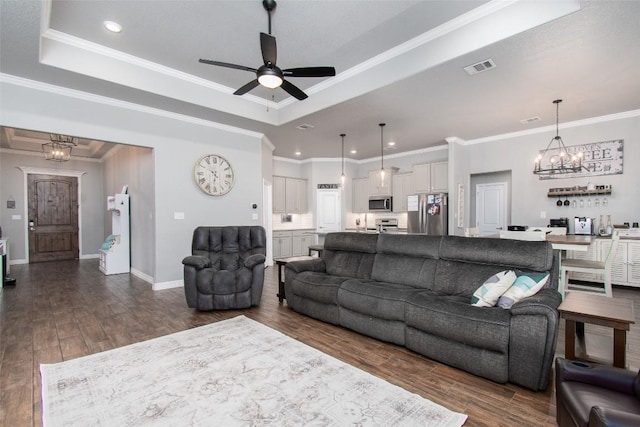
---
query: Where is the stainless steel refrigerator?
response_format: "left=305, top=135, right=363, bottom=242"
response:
left=407, top=193, right=448, bottom=235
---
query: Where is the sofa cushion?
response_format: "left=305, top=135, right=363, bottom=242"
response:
left=371, top=234, right=440, bottom=289
left=497, top=271, right=549, bottom=309
left=406, top=291, right=511, bottom=354
left=322, top=233, right=378, bottom=279
left=289, top=271, right=350, bottom=305
left=471, top=270, right=517, bottom=307
left=338, top=279, right=418, bottom=321
left=439, top=236, right=554, bottom=271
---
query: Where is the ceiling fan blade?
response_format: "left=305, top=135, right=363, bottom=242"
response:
left=260, top=32, right=277, bottom=65
left=199, top=59, right=257, bottom=73
left=283, top=67, right=336, bottom=78
left=234, top=79, right=260, bottom=96
left=281, top=79, right=308, bottom=100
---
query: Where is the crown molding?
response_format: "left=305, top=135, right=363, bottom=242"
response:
left=0, top=147, right=103, bottom=163
left=0, top=73, right=265, bottom=140
left=464, top=109, right=640, bottom=146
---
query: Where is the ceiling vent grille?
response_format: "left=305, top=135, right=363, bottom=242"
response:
left=296, top=123, right=315, bottom=131
left=520, top=116, right=542, bottom=124
left=464, top=59, right=496, bottom=76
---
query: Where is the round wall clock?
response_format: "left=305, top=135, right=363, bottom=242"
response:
left=193, top=154, right=235, bottom=196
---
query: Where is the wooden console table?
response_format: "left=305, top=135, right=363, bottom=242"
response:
left=558, top=292, right=635, bottom=368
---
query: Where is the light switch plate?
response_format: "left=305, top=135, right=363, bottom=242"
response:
left=252, top=213, right=258, bottom=220
left=540, top=211, right=547, bottom=219
left=11, top=214, right=21, bottom=220
left=174, top=212, right=185, bottom=220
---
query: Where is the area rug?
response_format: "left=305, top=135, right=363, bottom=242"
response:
left=41, top=315, right=467, bottom=426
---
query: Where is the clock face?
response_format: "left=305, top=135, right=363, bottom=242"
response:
left=194, top=154, right=235, bottom=196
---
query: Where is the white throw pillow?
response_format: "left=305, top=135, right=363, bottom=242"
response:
left=471, top=270, right=517, bottom=307
left=497, top=271, right=550, bottom=309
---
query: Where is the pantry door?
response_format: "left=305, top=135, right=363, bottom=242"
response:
left=27, top=174, right=79, bottom=262
left=316, top=189, right=341, bottom=233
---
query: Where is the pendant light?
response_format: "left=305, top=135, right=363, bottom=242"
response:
left=379, top=123, right=386, bottom=184
left=533, top=99, right=585, bottom=175
left=340, top=133, right=346, bottom=185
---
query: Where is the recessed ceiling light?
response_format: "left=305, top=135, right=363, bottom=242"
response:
left=104, top=21, right=122, bottom=33
left=294, top=151, right=301, bottom=156
left=350, top=150, right=357, bottom=154
left=387, top=141, right=396, bottom=146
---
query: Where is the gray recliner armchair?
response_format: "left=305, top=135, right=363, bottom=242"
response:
left=182, top=226, right=266, bottom=310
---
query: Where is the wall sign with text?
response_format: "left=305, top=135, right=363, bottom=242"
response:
left=538, top=139, right=623, bottom=180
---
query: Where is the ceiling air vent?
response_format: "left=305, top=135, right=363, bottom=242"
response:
left=296, top=123, right=315, bottom=131
left=464, top=59, right=496, bottom=76
left=520, top=116, right=541, bottom=124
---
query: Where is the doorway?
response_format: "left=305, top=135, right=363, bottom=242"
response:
left=27, top=174, right=79, bottom=262
left=470, top=170, right=511, bottom=236
left=316, top=189, right=341, bottom=235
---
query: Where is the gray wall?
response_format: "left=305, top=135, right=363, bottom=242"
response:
left=1, top=79, right=266, bottom=285
left=0, top=151, right=105, bottom=262
left=458, top=115, right=640, bottom=230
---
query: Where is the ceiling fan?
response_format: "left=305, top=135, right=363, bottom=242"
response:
left=199, top=0, right=336, bottom=100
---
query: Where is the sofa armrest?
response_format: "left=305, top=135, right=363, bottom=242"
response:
left=244, top=254, right=266, bottom=269
left=182, top=255, right=210, bottom=269
left=285, top=258, right=326, bottom=274
left=589, top=406, right=640, bottom=427
left=556, top=358, right=638, bottom=395
left=509, top=288, right=562, bottom=316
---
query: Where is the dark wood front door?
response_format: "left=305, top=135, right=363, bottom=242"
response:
left=28, top=174, right=79, bottom=262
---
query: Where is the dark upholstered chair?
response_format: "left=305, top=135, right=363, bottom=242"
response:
left=182, top=226, right=266, bottom=310
left=556, top=358, right=640, bottom=427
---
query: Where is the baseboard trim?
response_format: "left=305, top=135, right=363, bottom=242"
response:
left=153, top=279, right=183, bottom=291
left=80, top=254, right=100, bottom=259
left=8, top=259, right=28, bottom=265
left=130, top=268, right=154, bottom=284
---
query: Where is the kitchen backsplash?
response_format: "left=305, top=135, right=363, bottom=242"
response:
left=272, top=212, right=314, bottom=230
left=346, top=212, right=408, bottom=229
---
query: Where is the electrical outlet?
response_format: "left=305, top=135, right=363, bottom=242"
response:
left=540, top=211, right=547, bottom=219
left=252, top=213, right=258, bottom=220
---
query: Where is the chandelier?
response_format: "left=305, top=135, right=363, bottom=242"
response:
left=42, top=134, right=77, bottom=162
left=533, top=99, right=584, bottom=175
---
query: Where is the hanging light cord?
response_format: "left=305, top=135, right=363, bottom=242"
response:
left=340, top=134, right=345, bottom=176
left=379, top=123, right=385, bottom=170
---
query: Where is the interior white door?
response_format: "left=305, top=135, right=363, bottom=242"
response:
left=316, top=189, right=341, bottom=233
left=476, top=182, right=507, bottom=236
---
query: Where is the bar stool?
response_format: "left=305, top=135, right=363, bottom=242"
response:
left=308, top=244, right=324, bottom=258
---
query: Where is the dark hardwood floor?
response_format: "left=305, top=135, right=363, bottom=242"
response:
left=1, top=259, right=639, bottom=426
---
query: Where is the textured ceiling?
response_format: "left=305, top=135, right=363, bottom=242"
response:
left=1, top=0, right=639, bottom=161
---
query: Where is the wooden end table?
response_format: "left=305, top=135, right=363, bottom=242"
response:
left=558, top=292, right=635, bottom=368
left=274, top=256, right=314, bottom=303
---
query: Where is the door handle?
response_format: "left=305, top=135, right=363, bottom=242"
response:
left=496, top=227, right=503, bottom=230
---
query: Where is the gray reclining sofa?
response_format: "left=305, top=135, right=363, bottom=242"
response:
left=284, top=232, right=561, bottom=391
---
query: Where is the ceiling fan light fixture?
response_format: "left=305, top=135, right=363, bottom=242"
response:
left=258, top=72, right=283, bottom=89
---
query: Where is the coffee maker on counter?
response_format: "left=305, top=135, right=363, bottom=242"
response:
left=549, top=217, right=570, bottom=234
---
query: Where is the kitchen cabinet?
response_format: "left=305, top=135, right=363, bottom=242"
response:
left=292, top=230, right=316, bottom=256
left=352, top=177, right=369, bottom=213
left=368, top=168, right=397, bottom=196
left=273, top=230, right=316, bottom=259
left=392, top=172, right=414, bottom=212
left=273, top=231, right=292, bottom=259
left=273, top=176, right=307, bottom=213
left=413, top=161, right=448, bottom=193
left=600, top=240, right=640, bottom=287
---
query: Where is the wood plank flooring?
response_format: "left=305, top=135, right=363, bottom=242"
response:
left=1, top=259, right=639, bottom=426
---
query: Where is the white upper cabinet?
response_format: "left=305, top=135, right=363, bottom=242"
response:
left=413, top=161, right=448, bottom=193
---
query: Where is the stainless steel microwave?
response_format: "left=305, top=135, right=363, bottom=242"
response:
left=368, top=196, right=393, bottom=212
